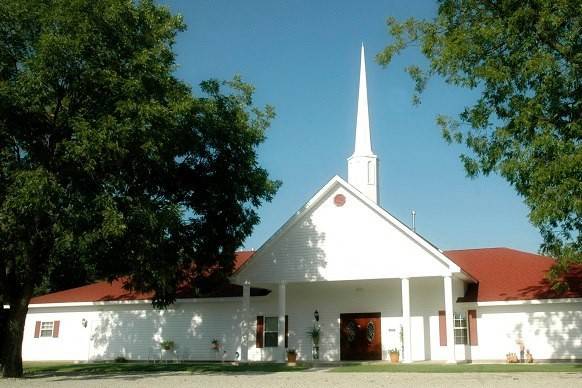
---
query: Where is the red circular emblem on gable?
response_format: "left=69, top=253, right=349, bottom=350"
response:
left=334, top=194, right=346, bottom=207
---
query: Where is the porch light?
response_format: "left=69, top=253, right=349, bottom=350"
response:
left=314, top=310, right=319, bottom=322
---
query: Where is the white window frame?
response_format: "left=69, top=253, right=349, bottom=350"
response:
left=453, top=313, right=468, bottom=345
left=264, top=316, right=279, bottom=348
left=40, top=321, right=54, bottom=338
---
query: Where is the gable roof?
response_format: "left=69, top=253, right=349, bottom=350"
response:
left=29, top=251, right=259, bottom=305
left=235, top=175, right=465, bottom=281
left=445, top=247, right=582, bottom=302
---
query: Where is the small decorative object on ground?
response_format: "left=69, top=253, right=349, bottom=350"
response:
left=506, top=352, right=519, bottom=363
left=287, top=349, right=297, bottom=366
left=306, top=324, right=321, bottom=360
left=526, top=350, right=534, bottom=363
left=232, top=351, right=240, bottom=366
left=389, top=348, right=400, bottom=363
left=517, top=340, right=526, bottom=363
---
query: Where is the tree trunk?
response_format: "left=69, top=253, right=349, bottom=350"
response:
left=1, top=289, right=32, bottom=378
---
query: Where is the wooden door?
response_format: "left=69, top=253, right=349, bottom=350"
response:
left=340, top=312, right=382, bottom=360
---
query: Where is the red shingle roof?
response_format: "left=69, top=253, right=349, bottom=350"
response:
left=30, top=251, right=256, bottom=304
left=29, top=247, right=582, bottom=304
left=445, top=247, right=582, bottom=302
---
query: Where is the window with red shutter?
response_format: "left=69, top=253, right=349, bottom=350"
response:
left=52, top=320, right=60, bottom=338
left=438, top=310, right=447, bottom=346
left=256, top=316, right=264, bottom=348
left=468, top=310, right=478, bottom=346
left=34, top=321, right=41, bottom=338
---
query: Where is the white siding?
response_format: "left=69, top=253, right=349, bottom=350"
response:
left=468, top=303, right=582, bottom=361
left=237, top=185, right=452, bottom=284
left=23, top=277, right=466, bottom=362
left=23, top=282, right=582, bottom=362
left=23, top=300, right=247, bottom=362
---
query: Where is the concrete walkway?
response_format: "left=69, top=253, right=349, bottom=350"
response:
left=1, top=370, right=581, bottom=388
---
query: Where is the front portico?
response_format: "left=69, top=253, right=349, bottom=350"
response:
left=233, top=175, right=472, bottom=363
left=236, top=276, right=464, bottom=363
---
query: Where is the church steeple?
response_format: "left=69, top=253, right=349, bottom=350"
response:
left=354, top=44, right=372, bottom=156
left=348, top=44, right=379, bottom=204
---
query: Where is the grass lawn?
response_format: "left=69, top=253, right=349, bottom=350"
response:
left=23, top=361, right=311, bottom=377
left=332, top=363, right=582, bottom=373
left=20, top=361, right=582, bottom=377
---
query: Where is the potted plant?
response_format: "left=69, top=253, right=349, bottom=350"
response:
left=287, top=349, right=297, bottom=366
left=306, top=324, right=321, bottom=360
left=159, top=340, right=175, bottom=363
left=389, top=348, right=400, bottom=363
left=211, top=338, right=220, bottom=351
left=160, top=340, right=175, bottom=351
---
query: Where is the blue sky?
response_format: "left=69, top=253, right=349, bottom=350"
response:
left=162, top=0, right=542, bottom=253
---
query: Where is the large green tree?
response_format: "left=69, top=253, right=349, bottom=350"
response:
left=0, top=0, right=279, bottom=377
left=378, top=0, right=582, bottom=277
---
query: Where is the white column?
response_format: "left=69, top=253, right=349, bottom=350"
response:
left=278, top=281, right=286, bottom=362
left=444, top=275, right=456, bottom=363
left=241, top=280, right=250, bottom=362
left=401, top=277, right=412, bottom=363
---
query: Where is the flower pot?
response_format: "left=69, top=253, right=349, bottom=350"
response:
left=389, top=352, right=399, bottom=363
left=287, top=352, right=297, bottom=366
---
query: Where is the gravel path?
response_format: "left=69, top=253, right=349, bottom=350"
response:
left=1, top=371, right=581, bottom=387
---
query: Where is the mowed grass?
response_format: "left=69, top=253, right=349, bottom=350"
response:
left=332, top=363, right=582, bottom=373
left=23, top=361, right=310, bottom=377
left=20, top=361, right=582, bottom=377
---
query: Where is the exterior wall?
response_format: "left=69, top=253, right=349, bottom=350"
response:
left=22, top=307, right=95, bottom=361
left=23, top=300, right=247, bottom=362
left=23, top=279, right=582, bottom=362
left=237, top=184, right=452, bottom=284
left=23, top=277, right=466, bottom=362
left=467, top=302, right=582, bottom=361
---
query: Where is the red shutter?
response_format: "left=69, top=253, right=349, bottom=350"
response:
left=256, top=316, right=264, bottom=348
left=52, top=320, right=60, bottom=338
left=438, top=310, right=447, bottom=346
left=34, top=321, right=41, bottom=338
left=468, top=310, right=478, bottom=346
left=285, top=315, right=289, bottom=348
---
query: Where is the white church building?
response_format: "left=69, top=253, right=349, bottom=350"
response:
left=21, top=46, right=582, bottom=364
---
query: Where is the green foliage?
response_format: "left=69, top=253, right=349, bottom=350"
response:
left=160, top=340, right=175, bottom=351
left=306, top=324, right=320, bottom=345
left=22, top=361, right=311, bottom=376
left=378, top=0, right=582, bottom=279
left=0, top=0, right=279, bottom=376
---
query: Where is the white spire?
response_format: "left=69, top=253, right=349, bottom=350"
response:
left=353, top=43, right=373, bottom=156
left=348, top=44, right=379, bottom=204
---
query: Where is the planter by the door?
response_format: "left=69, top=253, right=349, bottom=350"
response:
left=287, top=350, right=297, bottom=366
left=389, top=351, right=400, bottom=363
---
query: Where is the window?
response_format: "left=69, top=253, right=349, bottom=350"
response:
left=40, top=321, right=54, bottom=337
left=264, top=317, right=279, bottom=347
left=453, top=313, right=468, bottom=345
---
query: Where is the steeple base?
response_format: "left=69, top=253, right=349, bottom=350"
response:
left=348, top=154, right=379, bottom=204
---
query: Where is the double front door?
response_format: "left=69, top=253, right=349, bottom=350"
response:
left=339, top=312, right=382, bottom=360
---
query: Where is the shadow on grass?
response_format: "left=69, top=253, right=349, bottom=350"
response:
left=22, top=361, right=311, bottom=380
